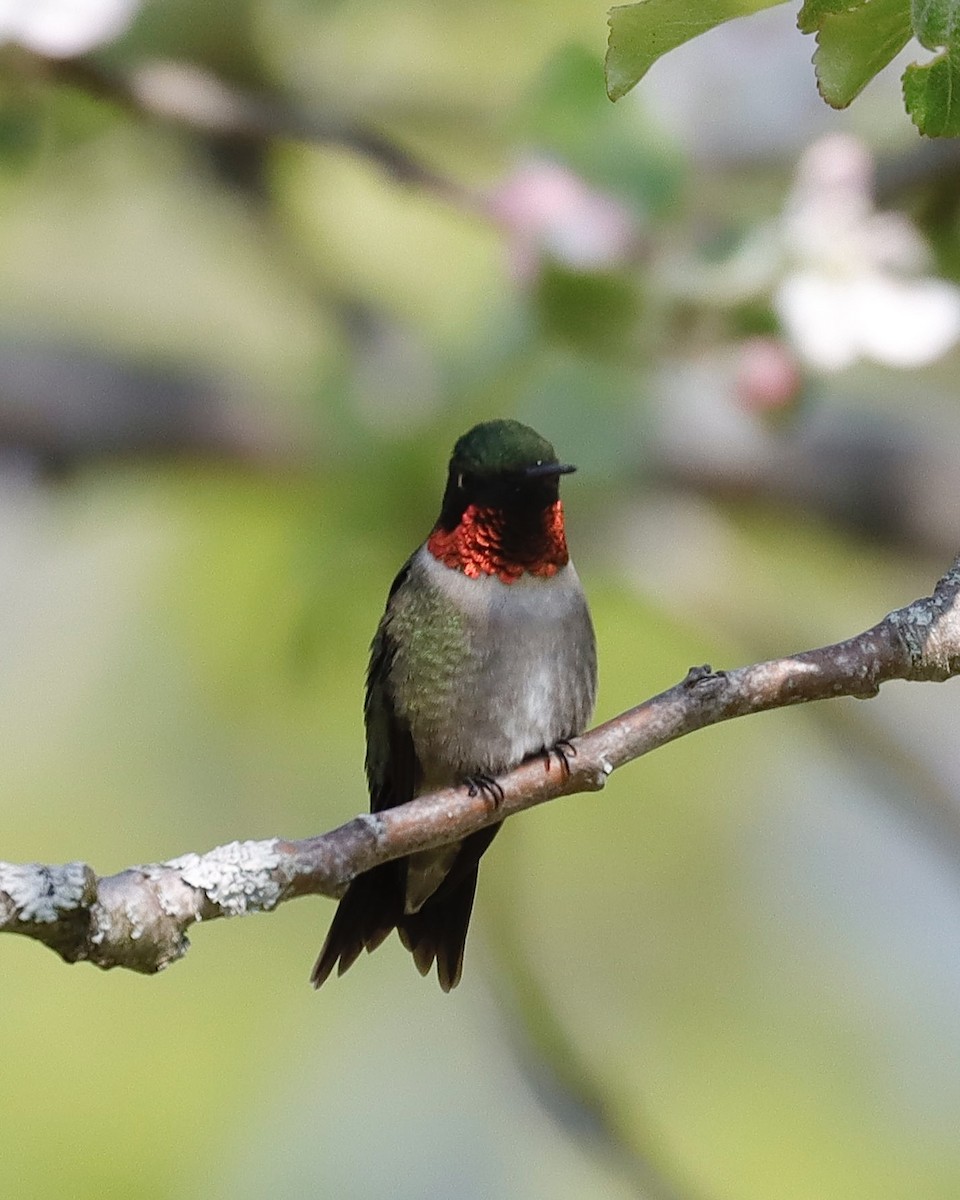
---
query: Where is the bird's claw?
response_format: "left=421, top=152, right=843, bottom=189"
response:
left=465, top=773, right=505, bottom=807
left=543, top=739, right=577, bottom=778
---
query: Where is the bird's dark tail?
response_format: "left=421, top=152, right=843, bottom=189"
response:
left=312, top=825, right=501, bottom=991
left=310, top=863, right=478, bottom=993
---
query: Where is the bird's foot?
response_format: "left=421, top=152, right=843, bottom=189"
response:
left=465, top=773, right=505, bottom=808
left=542, top=739, right=577, bottom=778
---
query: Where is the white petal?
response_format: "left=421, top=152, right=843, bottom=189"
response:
left=851, top=275, right=960, bottom=367
left=0, top=0, right=139, bottom=57
left=774, top=272, right=861, bottom=370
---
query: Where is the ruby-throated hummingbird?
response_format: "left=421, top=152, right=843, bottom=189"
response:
left=312, top=419, right=597, bottom=991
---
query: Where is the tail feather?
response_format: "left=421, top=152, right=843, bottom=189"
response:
left=311, top=863, right=401, bottom=988
left=399, top=867, right=479, bottom=992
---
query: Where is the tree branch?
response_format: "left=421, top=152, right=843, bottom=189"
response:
left=26, top=52, right=479, bottom=209
left=3, top=555, right=959, bottom=976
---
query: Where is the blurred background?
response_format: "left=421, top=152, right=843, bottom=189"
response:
left=3, top=1, right=960, bottom=1198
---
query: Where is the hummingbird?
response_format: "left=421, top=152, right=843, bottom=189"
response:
left=312, top=419, right=597, bottom=991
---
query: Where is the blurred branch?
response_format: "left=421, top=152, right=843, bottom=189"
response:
left=28, top=52, right=480, bottom=208
left=0, top=336, right=300, bottom=473
left=3, top=554, right=960, bottom=976
left=658, top=405, right=960, bottom=560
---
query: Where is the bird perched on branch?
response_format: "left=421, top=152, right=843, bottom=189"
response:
left=312, top=419, right=597, bottom=991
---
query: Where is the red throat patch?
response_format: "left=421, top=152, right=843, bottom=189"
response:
left=427, top=501, right=569, bottom=583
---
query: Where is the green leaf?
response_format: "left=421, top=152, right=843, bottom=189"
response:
left=902, top=0, right=960, bottom=136
left=797, top=0, right=859, bottom=35
left=813, top=0, right=912, bottom=107
left=903, top=49, right=960, bottom=134
left=911, top=0, right=960, bottom=47
left=605, top=0, right=787, bottom=101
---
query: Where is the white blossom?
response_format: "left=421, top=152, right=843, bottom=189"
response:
left=0, top=0, right=140, bottom=58
left=774, top=134, right=960, bottom=370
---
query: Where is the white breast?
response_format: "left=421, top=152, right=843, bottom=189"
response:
left=409, top=545, right=597, bottom=783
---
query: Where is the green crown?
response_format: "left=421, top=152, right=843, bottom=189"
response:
left=451, top=420, right=558, bottom=475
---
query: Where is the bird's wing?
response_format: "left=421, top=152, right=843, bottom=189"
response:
left=312, top=560, right=423, bottom=988
left=364, top=558, right=421, bottom=813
